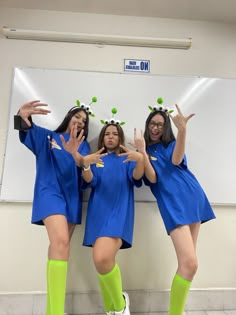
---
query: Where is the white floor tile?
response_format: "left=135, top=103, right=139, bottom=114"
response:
left=187, top=311, right=208, bottom=315
left=206, top=311, right=227, bottom=315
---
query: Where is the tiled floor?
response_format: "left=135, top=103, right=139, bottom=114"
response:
left=185, top=312, right=236, bottom=315
left=1, top=290, right=236, bottom=315
left=121, top=312, right=235, bottom=315
left=73, top=312, right=236, bottom=315
left=186, top=312, right=236, bottom=315
left=74, top=312, right=236, bottom=315
left=142, top=312, right=236, bottom=315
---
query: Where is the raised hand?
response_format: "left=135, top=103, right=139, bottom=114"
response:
left=119, top=145, right=143, bottom=163
left=60, top=125, right=84, bottom=155
left=128, top=128, right=146, bottom=153
left=83, top=148, right=108, bottom=167
left=18, top=100, right=51, bottom=127
left=169, top=104, right=195, bottom=131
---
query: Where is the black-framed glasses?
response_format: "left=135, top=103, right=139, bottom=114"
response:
left=149, top=121, right=165, bottom=129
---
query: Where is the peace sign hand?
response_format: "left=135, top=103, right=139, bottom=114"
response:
left=83, top=147, right=108, bottom=167
left=119, top=145, right=143, bottom=163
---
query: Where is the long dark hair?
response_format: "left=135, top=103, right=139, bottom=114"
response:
left=54, top=107, right=89, bottom=140
left=144, top=110, right=175, bottom=148
left=97, top=123, right=125, bottom=153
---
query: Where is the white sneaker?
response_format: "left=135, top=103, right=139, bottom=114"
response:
left=114, top=292, right=130, bottom=315
left=106, top=312, right=115, bottom=315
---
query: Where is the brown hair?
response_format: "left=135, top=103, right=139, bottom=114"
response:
left=54, top=107, right=89, bottom=139
left=144, top=110, right=175, bottom=147
left=97, top=124, right=125, bottom=153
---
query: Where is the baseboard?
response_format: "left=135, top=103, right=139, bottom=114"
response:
left=0, top=289, right=235, bottom=315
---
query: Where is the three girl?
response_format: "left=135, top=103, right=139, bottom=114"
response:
left=16, top=99, right=215, bottom=315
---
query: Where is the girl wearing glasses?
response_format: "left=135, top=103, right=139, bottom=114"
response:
left=132, top=101, right=215, bottom=315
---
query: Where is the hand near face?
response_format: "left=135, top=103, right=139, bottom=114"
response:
left=128, top=128, right=146, bottom=153
left=60, top=125, right=85, bottom=155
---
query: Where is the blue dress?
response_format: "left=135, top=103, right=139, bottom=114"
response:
left=19, top=123, right=90, bottom=225
left=145, top=141, right=216, bottom=234
left=82, top=152, right=142, bottom=249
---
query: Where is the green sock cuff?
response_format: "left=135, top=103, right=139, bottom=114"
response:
left=174, top=274, right=191, bottom=286
left=48, top=259, right=68, bottom=266
left=98, top=263, right=118, bottom=279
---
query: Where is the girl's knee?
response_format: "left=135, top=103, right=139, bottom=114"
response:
left=50, top=237, right=70, bottom=254
left=93, top=252, right=114, bottom=274
left=188, top=257, right=198, bottom=275
left=180, top=256, right=198, bottom=279
left=187, top=257, right=198, bottom=277
left=94, top=252, right=109, bottom=267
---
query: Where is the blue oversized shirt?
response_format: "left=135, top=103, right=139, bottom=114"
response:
left=19, top=123, right=90, bottom=224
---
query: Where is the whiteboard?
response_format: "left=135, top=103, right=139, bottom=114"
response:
left=1, top=67, right=235, bottom=204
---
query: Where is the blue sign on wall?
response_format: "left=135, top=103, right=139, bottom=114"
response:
left=124, top=59, right=150, bottom=73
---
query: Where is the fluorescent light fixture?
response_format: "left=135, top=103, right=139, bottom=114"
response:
left=1, top=26, right=192, bottom=49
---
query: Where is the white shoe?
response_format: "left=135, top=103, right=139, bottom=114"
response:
left=106, top=312, right=115, bottom=315
left=115, top=292, right=130, bottom=315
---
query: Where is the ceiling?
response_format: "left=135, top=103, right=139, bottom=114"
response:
left=0, top=0, right=236, bottom=24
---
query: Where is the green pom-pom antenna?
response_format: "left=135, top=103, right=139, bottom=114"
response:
left=90, top=96, right=97, bottom=105
left=157, top=97, right=164, bottom=104
left=100, top=107, right=125, bottom=126
left=148, top=98, right=174, bottom=114
left=111, top=108, right=118, bottom=115
left=76, top=100, right=80, bottom=106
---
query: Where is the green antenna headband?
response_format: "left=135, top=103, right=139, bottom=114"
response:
left=100, top=107, right=126, bottom=126
left=76, top=96, right=97, bottom=117
left=148, top=97, right=174, bottom=114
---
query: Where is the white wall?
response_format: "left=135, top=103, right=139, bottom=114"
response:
left=0, top=8, right=236, bottom=293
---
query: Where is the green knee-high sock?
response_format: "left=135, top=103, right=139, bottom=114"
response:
left=169, top=273, right=191, bottom=315
left=98, top=263, right=125, bottom=312
left=47, top=260, right=68, bottom=315
left=98, top=274, right=114, bottom=312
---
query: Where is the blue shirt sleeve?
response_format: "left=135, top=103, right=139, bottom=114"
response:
left=143, top=175, right=151, bottom=186
left=19, top=123, right=49, bottom=156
